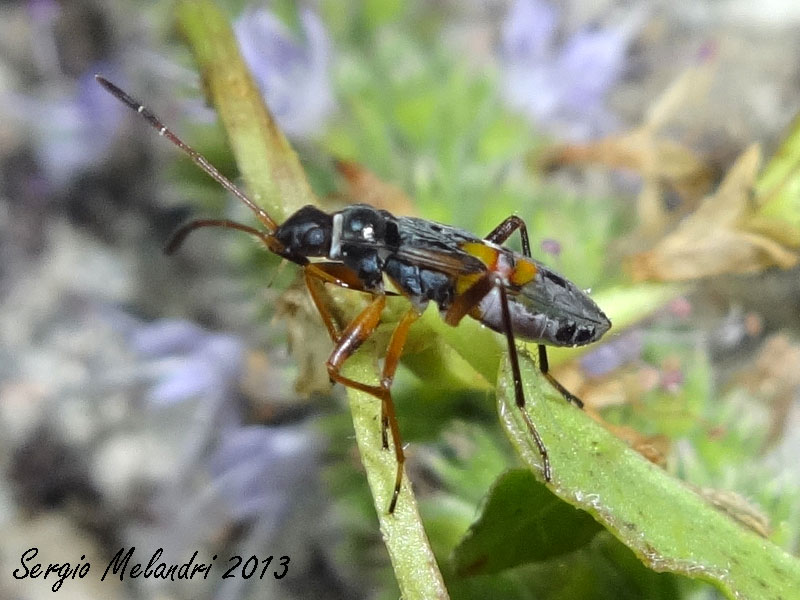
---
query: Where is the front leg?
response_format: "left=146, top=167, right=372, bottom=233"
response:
left=324, top=294, right=420, bottom=514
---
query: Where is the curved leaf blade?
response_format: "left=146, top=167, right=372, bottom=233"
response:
left=498, top=353, right=800, bottom=600
left=452, top=469, right=602, bottom=576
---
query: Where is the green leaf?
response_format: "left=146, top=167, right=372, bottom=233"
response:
left=497, top=352, right=800, bottom=600
left=453, top=469, right=602, bottom=576
left=750, top=113, right=800, bottom=246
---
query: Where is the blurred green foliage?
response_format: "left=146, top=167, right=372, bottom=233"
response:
left=171, top=1, right=799, bottom=598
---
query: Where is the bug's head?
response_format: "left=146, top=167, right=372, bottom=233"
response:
left=274, top=205, right=333, bottom=259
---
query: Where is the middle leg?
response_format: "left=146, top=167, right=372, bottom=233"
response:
left=484, top=214, right=531, bottom=257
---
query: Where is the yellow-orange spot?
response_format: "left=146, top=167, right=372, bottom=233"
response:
left=510, top=257, right=538, bottom=287
left=455, top=272, right=483, bottom=295
left=461, top=242, right=499, bottom=268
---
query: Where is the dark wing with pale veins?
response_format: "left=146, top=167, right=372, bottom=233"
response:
left=389, top=216, right=486, bottom=276
left=515, top=259, right=610, bottom=328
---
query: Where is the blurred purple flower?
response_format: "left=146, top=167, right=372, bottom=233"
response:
left=28, top=0, right=60, bottom=22
left=209, top=424, right=318, bottom=522
left=112, top=314, right=320, bottom=591
left=501, top=0, right=645, bottom=140
left=129, top=319, right=245, bottom=407
left=580, top=329, right=644, bottom=378
left=234, top=6, right=334, bottom=140
left=540, top=237, right=561, bottom=257
left=659, top=363, right=684, bottom=393
left=8, top=62, right=126, bottom=187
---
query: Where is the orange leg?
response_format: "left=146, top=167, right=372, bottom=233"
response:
left=304, top=268, right=344, bottom=341
left=443, top=272, right=494, bottom=326
left=304, top=265, right=420, bottom=513
left=325, top=299, right=420, bottom=514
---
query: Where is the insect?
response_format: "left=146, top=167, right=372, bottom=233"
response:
left=96, top=75, right=611, bottom=514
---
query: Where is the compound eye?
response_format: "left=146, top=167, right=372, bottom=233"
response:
left=303, top=226, right=326, bottom=250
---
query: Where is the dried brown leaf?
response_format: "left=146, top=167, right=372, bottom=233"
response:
left=537, top=64, right=716, bottom=237
left=275, top=283, right=334, bottom=397
left=694, top=487, right=772, bottom=538
left=629, top=145, right=799, bottom=281
left=736, top=334, right=800, bottom=448
left=335, top=159, right=417, bottom=216
left=602, top=421, right=671, bottom=467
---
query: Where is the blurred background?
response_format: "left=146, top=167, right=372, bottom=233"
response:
left=1, top=0, right=799, bottom=598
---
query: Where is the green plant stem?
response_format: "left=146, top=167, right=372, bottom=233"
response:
left=175, top=2, right=448, bottom=597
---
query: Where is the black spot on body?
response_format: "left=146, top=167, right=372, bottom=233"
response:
left=385, top=220, right=401, bottom=248
left=343, top=248, right=383, bottom=291
left=384, top=259, right=454, bottom=307
left=544, top=271, right=567, bottom=288
left=419, top=269, right=453, bottom=306
left=555, top=320, right=577, bottom=343
left=385, top=259, right=421, bottom=296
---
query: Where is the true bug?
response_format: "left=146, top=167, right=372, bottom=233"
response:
left=96, top=75, right=611, bottom=514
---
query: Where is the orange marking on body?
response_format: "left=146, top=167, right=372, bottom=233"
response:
left=510, top=257, right=538, bottom=287
left=460, top=242, right=500, bottom=269
left=455, top=272, right=483, bottom=295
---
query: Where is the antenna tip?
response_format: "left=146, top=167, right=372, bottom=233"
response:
left=95, top=74, right=112, bottom=90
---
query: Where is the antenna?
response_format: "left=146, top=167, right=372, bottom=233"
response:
left=95, top=75, right=278, bottom=233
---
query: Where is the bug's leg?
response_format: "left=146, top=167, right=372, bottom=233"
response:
left=323, top=295, right=420, bottom=513
left=306, top=262, right=372, bottom=293
left=305, top=262, right=395, bottom=341
left=497, top=283, right=552, bottom=482
left=304, top=268, right=345, bottom=341
left=443, top=272, right=494, bottom=326
left=305, top=265, right=388, bottom=447
left=537, top=344, right=584, bottom=409
left=377, top=308, right=420, bottom=511
left=485, top=218, right=587, bottom=410
left=484, top=215, right=531, bottom=257
left=305, top=272, right=420, bottom=514
left=305, top=263, right=393, bottom=448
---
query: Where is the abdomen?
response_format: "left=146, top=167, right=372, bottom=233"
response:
left=473, top=266, right=611, bottom=347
